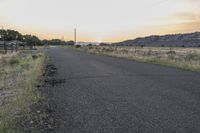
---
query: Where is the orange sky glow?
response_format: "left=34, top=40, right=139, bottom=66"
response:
left=0, top=0, right=200, bottom=42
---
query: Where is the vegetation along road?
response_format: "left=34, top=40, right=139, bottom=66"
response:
left=46, top=47, right=200, bottom=133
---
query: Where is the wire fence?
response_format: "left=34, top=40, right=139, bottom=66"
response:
left=0, top=41, right=29, bottom=54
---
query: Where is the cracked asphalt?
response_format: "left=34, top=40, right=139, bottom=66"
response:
left=46, top=47, right=200, bottom=133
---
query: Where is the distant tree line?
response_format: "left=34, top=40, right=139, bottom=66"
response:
left=0, top=29, right=75, bottom=48
left=42, top=39, right=74, bottom=46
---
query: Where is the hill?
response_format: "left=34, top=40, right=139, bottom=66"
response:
left=113, top=32, right=200, bottom=47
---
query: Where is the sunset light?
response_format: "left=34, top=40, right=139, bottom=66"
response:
left=0, top=0, right=200, bottom=42
left=1, top=0, right=200, bottom=132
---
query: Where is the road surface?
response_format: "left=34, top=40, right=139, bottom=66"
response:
left=46, top=47, right=200, bottom=133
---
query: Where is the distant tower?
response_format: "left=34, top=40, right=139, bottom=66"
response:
left=61, top=36, right=64, bottom=41
left=74, top=28, right=77, bottom=45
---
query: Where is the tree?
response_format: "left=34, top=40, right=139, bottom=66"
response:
left=0, top=29, right=6, bottom=41
left=31, top=35, right=41, bottom=46
left=0, top=30, right=23, bottom=41
left=66, top=41, right=74, bottom=46
left=23, top=35, right=41, bottom=49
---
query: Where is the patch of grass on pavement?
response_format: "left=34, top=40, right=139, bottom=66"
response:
left=0, top=51, right=45, bottom=133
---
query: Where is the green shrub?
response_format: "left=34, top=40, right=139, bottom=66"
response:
left=102, top=48, right=114, bottom=53
left=21, top=63, right=30, bottom=70
left=167, top=50, right=176, bottom=55
left=120, top=49, right=128, bottom=54
left=32, top=54, right=38, bottom=60
left=9, top=57, right=20, bottom=66
left=185, top=52, right=200, bottom=61
left=168, top=54, right=175, bottom=60
left=75, top=45, right=81, bottom=48
left=88, top=46, right=93, bottom=50
left=147, top=49, right=152, bottom=56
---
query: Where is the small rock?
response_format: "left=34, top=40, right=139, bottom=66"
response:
left=30, top=120, right=34, bottom=124
left=48, top=124, right=54, bottom=130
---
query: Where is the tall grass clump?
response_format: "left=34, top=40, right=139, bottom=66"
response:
left=0, top=51, right=45, bottom=133
left=9, top=57, right=20, bottom=66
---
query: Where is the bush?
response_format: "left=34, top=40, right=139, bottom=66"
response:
left=141, top=45, right=145, bottom=48
left=21, top=62, right=30, bottom=70
left=168, top=54, right=175, bottom=60
left=9, top=57, right=20, bottom=66
left=147, top=49, right=152, bottom=56
left=32, top=54, right=38, bottom=60
left=75, top=45, right=81, bottom=48
left=185, top=52, right=200, bottom=61
left=120, top=49, right=128, bottom=54
left=88, top=46, right=93, bottom=50
left=167, top=50, right=176, bottom=55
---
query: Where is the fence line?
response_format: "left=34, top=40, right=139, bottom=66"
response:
left=0, top=41, right=29, bottom=54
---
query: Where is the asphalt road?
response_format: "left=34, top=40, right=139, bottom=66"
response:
left=46, top=47, right=200, bottom=133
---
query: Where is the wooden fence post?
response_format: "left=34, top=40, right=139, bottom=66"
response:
left=11, top=44, right=14, bottom=53
left=4, top=42, right=7, bottom=54
left=16, top=44, right=18, bottom=52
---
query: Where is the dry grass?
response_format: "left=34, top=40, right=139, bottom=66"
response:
left=0, top=51, right=45, bottom=133
left=0, top=51, right=18, bottom=62
left=74, top=46, right=200, bottom=71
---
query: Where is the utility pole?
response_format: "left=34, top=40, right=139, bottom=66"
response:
left=61, top=36, right=64, bottom=45
left=74, top=28, right=76, bottom=45
left=61, top=36, right=64, bottom=41
left=1, top=26, right=3, bottom=41
left=62, top=36, right=64, bottom=41
left=1, top=26, right=2, bottom=40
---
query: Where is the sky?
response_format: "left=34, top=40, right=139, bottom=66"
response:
left=0, top=0, right=200, bottom=42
